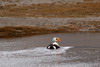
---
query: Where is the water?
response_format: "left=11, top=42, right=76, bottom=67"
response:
left=0, top=33, right=100, bottom=67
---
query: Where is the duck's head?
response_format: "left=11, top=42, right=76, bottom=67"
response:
left=53, top=37, right=61, bottom=42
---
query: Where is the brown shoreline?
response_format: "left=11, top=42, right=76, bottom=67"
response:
left=0, top=25, right=100, bottom=38
left=0, top=26, right=78, bottom=38
left=0, top=17, right=100, bottom=38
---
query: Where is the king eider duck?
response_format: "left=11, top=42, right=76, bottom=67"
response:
left=47, top=37, right=61, bottom=49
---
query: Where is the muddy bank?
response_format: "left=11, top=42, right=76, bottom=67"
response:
left=0, top=3, right=100, bottom=17
left=0, top=17, right=100, bottom=38
left=0, top=26, right=65, bottom=38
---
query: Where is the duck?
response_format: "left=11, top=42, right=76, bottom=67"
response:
left=47, top=37, right=61, bottom=49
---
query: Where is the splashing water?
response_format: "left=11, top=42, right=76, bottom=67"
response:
left=0, top=46, right=73, bottom=58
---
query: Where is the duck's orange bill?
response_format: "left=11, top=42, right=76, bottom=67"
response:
left=57, top=38, right=61, bottom=42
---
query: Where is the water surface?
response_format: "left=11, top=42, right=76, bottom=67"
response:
left=0, top=33, right=100, bottom=67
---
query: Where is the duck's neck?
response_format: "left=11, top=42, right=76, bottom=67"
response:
left=53, top=41, right=59, bottom=46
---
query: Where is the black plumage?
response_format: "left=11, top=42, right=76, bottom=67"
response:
left=47, top=44, right=60, bottom=49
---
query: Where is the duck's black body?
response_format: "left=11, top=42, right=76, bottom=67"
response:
left=47, top=44, right=60, bottom=49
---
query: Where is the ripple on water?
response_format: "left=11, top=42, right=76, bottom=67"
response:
left=0, top=46, right=100, bottom=67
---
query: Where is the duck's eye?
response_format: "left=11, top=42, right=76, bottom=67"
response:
left=56, top=38, right=61, bottom=41
left=56, top=38, right=59, bottom=40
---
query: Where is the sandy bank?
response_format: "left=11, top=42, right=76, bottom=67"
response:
left=0, top=17, right=100, bottom=27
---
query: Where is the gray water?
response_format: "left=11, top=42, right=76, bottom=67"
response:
left=0, top=33, right=100, bottom=67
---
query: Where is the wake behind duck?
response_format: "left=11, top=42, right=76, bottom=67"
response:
left=0, top=46, right=72, bottom=58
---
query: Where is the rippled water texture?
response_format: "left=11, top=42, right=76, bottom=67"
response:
left=0, top=33, right=100, bottom=67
